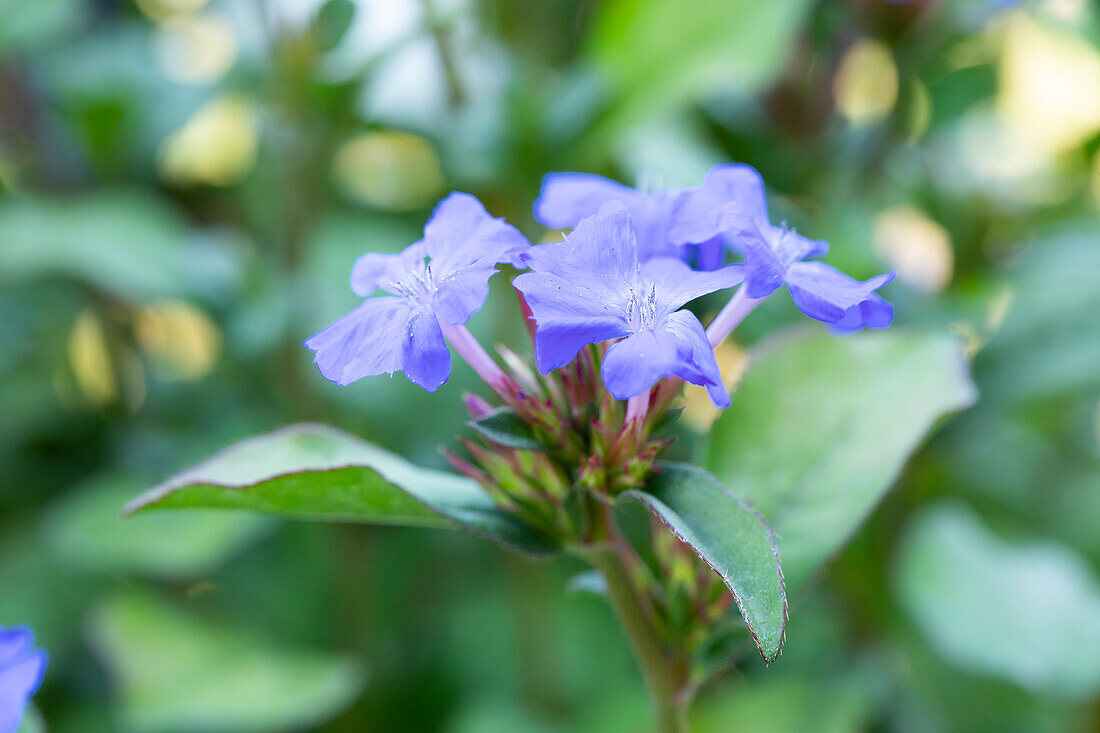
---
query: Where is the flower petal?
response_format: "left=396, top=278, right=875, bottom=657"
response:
left=532, top=316, right=631, bottom=373
left=534, top=173, right=682, bottom=261
left=785, top=261, right=895, bottom=323
left=601, top=311, right=729, bottom=408
left=424, top=192, right=530, bottom=274
left=0, top=627, right=45, bottom=733
left=350, top=242, right=427, bottom=297
left=0, top=628, right=31, bottom=666
left=524, top=200, right=639, bottom=282
left=640, top=258, right=744, bottom=313
left=0, top=650, right=47, bottom=733
left=431, top=264, right=500, bottom=325
left=304, top=297, right=411, bottom=385
left=741, top=235, right=788, bottom=298
left=693, top=237, right=727, bottom=271
left=534, top=173, right=642, bottom=229
left=515, top=201, right=643, bottom=371
left=513, top=265, right=632, bottom=371
left=668, top=164, right=770, bottom=245
left=400, top=307, right=451, bottom=391
left=830, top=293, right=895, bottom=332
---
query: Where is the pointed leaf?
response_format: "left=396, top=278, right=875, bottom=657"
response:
left=618, top=463, right=786, bottom=663
left=468, top=407, right=544, bottom=451
left=126, top=423, right=557, bottom=556
left=705, top=331, right=976, bottom=590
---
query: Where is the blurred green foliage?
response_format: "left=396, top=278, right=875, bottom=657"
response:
left=1, top=0, right=1098, bottom=730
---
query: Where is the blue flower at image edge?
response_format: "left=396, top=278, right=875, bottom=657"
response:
left=670, top=164, right=895, bottom=331
left=1, top=627, right=46, bottom=733
left=305, top=192, right=529, bottom=391
left=515, top=202, right=744, bottom=407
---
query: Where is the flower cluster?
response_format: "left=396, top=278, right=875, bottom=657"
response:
left=1, top=625, right=47, bottom=733
left=307, top=164, right=894, bottom=415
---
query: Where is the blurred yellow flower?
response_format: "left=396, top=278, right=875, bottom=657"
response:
left=159, top=96, right=259, bottom=186
left=155, top=14, right=238, bottom=84
left=135, top=300, right=222, bottom=381
left=874, top=206, right=953, bottom=293
left=679, top=341, right=747, bottom=433
left=68, top=309, right=117, bottom=406
left=835, top=39, right=899, bottom=126
left=998, top=11, right=1100, bottom=153
left=135, top=0, right=211, bottom=22
left=332, top=131, right=444, bottom=212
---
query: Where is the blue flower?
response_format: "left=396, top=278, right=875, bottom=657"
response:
left=514, top=202, right=743, bottom=407
left=1, top=626, right=46, bottom=733
left=306, top=193, right=528, bottom=391
left=534, top=172, right=700, bottom=263
left=670, top=164, right=895, bottom=330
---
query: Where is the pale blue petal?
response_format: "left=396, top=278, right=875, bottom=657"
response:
left=424, top=192, right=530, bottom=274
left=693, top=237, right=726, bottom=271
left=668, top=164, right=770, bottom=245
left=534, top=173, right=641, bottom=229
left=524, top=200, right=639, bottom=282
left=771, top=225, right=829, bottom=266
left=431, top=264, right=500, bottom=325
left=0, top=627, right=46, bottom=733
left=785, top=261, right=895, bottom=323
left=304, top=297, right=411, bottom=385
left=0, top=651, right=46, bottom=733
left=532, top=317, right=630, bottom=373
left=350, top=242, right=427, bottom=297
left=400, top=307, right=451, bottom=391
left=534, top=173, right=682, bottom=261
left=741, top=235, right=788, bottom=298
left=601, top=311, right=728, bottom=407
left=640, top=258, right=744, bottom=313
left=0, top=629, right=31, bottom=666
left=830, top=293, right=895, bottom=332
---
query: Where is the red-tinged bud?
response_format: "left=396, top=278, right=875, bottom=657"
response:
left=513, top=286, right=537, bottom=344
left=463, top=392, right=494, bottom=419
left=577, top=454, right=607, bottom=492
left=441, top=448, right=490, bottom=482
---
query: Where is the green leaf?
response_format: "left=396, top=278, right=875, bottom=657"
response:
left=896, top=502, right=1100, bottom=701
left=44, top=474, right=272, bottom=580
left=126, top=423, right=557, bottom=556
left=0, top=190, right=242, bottom=303
left=89, top=592, right=365, bottom=732
left=590, top=0, right=814, bottom=127
left=468, top=407, right=544, bottom=451
left=705, top=331, right=976, bottom=590
left=619, top=463, right=786, bottom=663
left=312, top=0, right=356, bottom=52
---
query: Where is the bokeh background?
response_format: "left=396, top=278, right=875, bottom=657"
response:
left=2, top=0, right=1099, bottom=730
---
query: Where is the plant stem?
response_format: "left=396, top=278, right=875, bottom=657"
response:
left=583, top=546, right=689, bottom=732
left=439, top=322, right=510, bottom=393
left=706, top=285, right=765, bottom=347
left=625, top=391, right=649, bottom=427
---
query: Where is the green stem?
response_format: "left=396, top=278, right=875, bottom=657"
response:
left=583, top=546, right=690, bottom=732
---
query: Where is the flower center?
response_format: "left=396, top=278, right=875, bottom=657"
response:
left=390, top=259, right=436, bottom=306
left=771, top=221, right=808, bottom=267
left=625, top=282, right=659, bottom=332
